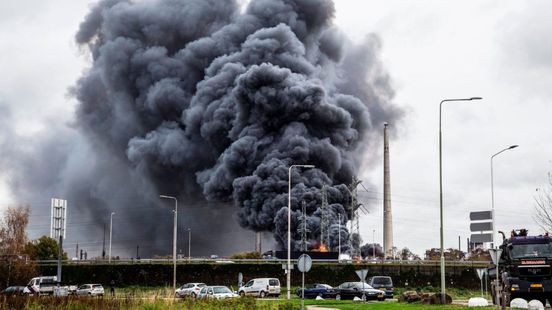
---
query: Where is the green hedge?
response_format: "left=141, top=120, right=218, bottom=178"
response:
left=32, top=262, right=487, bottom=290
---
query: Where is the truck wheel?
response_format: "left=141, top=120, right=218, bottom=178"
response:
left=239, top=291, right=245, bottom=297
left=259, top=291, right=266, bottom=298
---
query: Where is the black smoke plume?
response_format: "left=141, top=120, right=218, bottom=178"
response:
left=2, top=0, right=402, bottom=255
left=361, top=243, right=384, bottom=259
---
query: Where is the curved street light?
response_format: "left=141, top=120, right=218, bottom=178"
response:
left=160, top=195, right=178, bottom=293
left=109, top=212, right=115, bottom=264
left=491, top=145, right=518, bottom=245
left=439, top=97, right=481, bottom=303
left=287, top=164, right=315, bottom=300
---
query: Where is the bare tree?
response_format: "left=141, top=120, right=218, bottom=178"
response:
left=0, top=204, right=36, bottom=288
left=534, top=173, right=552, bottom=232
left=0, top=204, right=31, bottom=254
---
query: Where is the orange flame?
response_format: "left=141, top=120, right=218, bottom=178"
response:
left=316, top=243, right=329, bottom=252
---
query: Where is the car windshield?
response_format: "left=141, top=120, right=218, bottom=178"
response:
left=197, top=283, right=206, bottom=287
left=373, top=277, right=392, bottom=285
left=318, top=284, right=331, bottom=289
left=213, top=287, right=231, bottom=294
left=510, top=243, right=552, bottom=259
left=353, top=282, right=373, bottom=289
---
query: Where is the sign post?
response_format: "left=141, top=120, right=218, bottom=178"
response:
left=489, top=248, right=503, bottom=309
left=476, top=268, right=486, bottom=297
left=51, top=198, right=67, bottom=285
left=355, top=269, right=369, bottom=301
left=297, top=254, right=312, bottom=310
left=238, top=272, right=243, bottom=290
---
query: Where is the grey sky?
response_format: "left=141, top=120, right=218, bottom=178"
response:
left=1, top=0, right=550, bottom=256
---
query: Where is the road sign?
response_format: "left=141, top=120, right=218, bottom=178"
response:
left=51, top=198, right=67, bottom=239
left=297, top=254, right=312, bottom=273
left=471, top=233, right=493, bottom=243
left=470, top=211, right=492, bottom=221
left=476, top=268, right=486, bottom=280
left=355, top=269, right=369, bottom=281
left=489, top=248, right=503, bottom=265
left=470, top=222, right=493, bottom=232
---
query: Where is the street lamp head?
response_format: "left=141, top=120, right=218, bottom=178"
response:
left=509, top=145, right=519, bottom=149
left=111, top=212, right=115, bottom=215
left=469, top=97, right=483, bottom=100
left=302, top=165, right=315, bottom=168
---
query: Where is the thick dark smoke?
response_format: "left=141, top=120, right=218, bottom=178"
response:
left=361, top=243, right=384, bottom=259
left=2, top=0, right=402, bottom=255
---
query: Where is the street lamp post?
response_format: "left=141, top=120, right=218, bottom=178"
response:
left=373, top=229, right=376, bottom=259
left=439, top=97, right=481, bottom=303
left=160, top=195, right=178, bottom=293
left=491, top=145, right=518, bottom=247
left=287, top=164, right=315, bottom=300
left=109, top=212, right=115, bottom=263
left=338, top=214, right=341, bottom=258
left=188, top=228, right=191, bottom=261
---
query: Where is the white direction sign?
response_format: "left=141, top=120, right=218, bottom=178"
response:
left=355, top=269, right=369, bottom=281
left=470, top=211, right=493, bottom=221
left=297, top=254, right=312, bottom=273
left=476, top=268, right=486, bottom=280
left=471, top=233, right=493, bottom=243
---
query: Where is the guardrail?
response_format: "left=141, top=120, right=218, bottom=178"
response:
left=32, top=258, right=493, bottom=267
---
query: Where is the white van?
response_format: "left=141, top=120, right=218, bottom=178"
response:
left=238, top=278, right=280, bottom=298
left=24, top=276, right=57, bottom=295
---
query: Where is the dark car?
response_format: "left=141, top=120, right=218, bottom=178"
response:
left=1, top=286, right=26, bottom=296
left=296, top=284, right=335, bottom=299
left=334, top=282, right=385, bottom=301
left=367, top=276, right=394, bottom=299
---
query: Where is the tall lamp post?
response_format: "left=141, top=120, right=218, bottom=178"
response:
left=287, top=164, right=315, bottom=300
left=372, top=229, right=376, bottom=259
left=109, top=212, right=115, bottom=263
left=491, top=145, right=518, bottom=246
left=187, top=228, right=192, bottom=261
left=160, top=195, right=178, bottom=292
left=439, top=97, right=481, bottom=303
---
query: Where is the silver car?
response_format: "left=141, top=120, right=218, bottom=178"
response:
left=76, top=284, right=104, bottom=296
left=175, top=283, right=206, bottom=298
left=198, top=286, right=238, bottom=299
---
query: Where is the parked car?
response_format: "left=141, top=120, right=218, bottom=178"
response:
left=333, top=282, right=385, bottom=301
left=197, top=286, right=238, bottom=299
left=1, top=286, right=26, bottom=296
left=296, top=284, right=336, bottom=299
left=238, top=278, right=280, bottom=298
left=367, top=276, right=394, bottom=299
left=76, top=284, right=105, bottom=296
left=23, top=276, right=57, bottom=295
left=175, top=283, right=206, bottom=298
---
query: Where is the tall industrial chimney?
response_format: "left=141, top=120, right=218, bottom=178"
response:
left=383, top=123, right=394, bottom=259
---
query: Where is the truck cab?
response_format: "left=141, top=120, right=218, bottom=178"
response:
left=493, top=229, right=552, bottom=305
